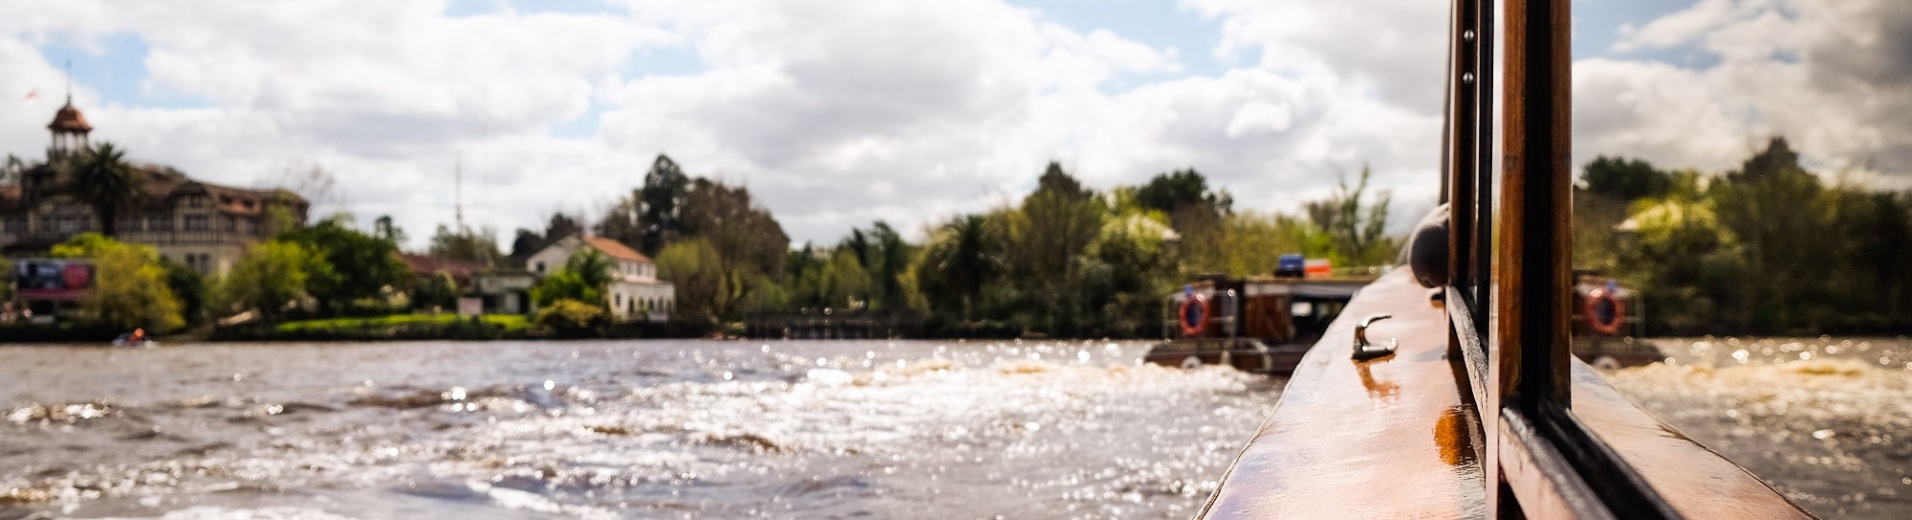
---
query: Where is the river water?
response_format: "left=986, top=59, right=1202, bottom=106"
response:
left=1603, top=337, right=1912, bottom=520
left=0, top=340, right=1280, bottom=519
left=0, top=338, right=1905, bottom=519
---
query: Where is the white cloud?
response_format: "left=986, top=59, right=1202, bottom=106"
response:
left=1583, top=0, right=1912, bottom=182
left=22, top=0, right=1899, bottom=250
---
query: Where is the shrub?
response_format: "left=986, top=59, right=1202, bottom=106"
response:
left=535, top=299, right=608, bottom=337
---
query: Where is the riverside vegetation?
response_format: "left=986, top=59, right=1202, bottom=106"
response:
left=1576, top=137, right=1912, bottom=335
left=6, top=136, right=1903, bottom=339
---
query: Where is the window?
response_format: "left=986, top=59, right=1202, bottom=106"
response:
left=148, top=216, right=174, bottom=231
left=535, top=261, right=545, bottom=274
left=2, top=217, right=22, bottom=232
left=223, top=217, right=237, bottom=231
left=185, top=216, right=209, bottom=231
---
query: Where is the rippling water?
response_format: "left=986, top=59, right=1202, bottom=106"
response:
left=5, top=337, right=1905, bottom=519
left=1602, top=337, right=1912, bottom=520
left=0, top=340, right=1281, bottom=519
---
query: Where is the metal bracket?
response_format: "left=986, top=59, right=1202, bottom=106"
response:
left=1353, top=314, right=1398, bottom=361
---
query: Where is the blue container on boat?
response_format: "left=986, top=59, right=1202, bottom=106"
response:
left=1276, top=253, right=1305, bottom=278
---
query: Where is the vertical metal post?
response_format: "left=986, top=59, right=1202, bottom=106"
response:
left=1446, top=0, right=1478, bottom=296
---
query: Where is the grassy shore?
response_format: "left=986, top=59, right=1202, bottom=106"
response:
left=210, top=313, right=533, bottom=341
left=273, top=314, right=530, bottom=334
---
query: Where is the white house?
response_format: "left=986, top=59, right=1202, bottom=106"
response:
left=527, top=235, right=675, bottom=321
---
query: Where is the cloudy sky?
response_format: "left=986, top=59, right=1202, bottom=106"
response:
left=2, top=0, right=1907, bottom=249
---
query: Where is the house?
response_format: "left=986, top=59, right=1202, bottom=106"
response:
left=527, top=235, right=674, bottom=321
left=0, top=98, right=309, bottom=274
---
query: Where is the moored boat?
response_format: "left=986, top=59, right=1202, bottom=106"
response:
left=1143, top=272, right=1371, bottom=374
left=1570, top=273, right=1666, bottom=368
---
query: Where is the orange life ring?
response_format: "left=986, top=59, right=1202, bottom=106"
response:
left=1179, top=294, right=1209, bottom=337
left=1585, top=288, right=1625, bottom=335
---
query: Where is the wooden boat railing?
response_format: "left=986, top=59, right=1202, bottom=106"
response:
left=1196, top=0, right=1817, bottom=518
left=1448, top=0, right=1684, bottom=516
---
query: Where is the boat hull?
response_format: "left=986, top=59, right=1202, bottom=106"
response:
left=1195, top=270, right=1811, bottom=519
left=1142, top=339, right=1305, bottom=375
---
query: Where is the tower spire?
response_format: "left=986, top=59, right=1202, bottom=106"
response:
left=46, top=59, right=91, bottom=162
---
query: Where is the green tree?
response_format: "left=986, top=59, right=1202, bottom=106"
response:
left=597, top=155, right=691, bottom=256
left=1824, top=189, right=1912, bottom=326
left=917, top=214, right=1005, bottom=320
left=672, top=178, right=790, bottom=318
left=655, top=237, right=727, bottom=323
left=1710, top=137, right=1833, bottom=330
left=593, top=157, right=789, bottom=319
left=280, top=216, right=409, bottom=314
left=1581, top=156, right=1672, bottom=202
left=1080, top=209, right=1178, bottom=335
left=566, top=248, right=614, bottom=292
left=1619, top=196, right=1742, bottom=332
left=535, top=299, right=608, bottom=337
left=783, top=243, right=826, bottom=308
left=531, top=248, right=615, bottom=309
left=428, top=225, right=503, bottom=266
left=831, top=221, right=913, bottom=311
left=1220, top=211, right=1322, bottom=277
left=530, top=270, right=598, bottom=309
left=1135, top=168, right=1233, bottom=217
left=372, top=215, right=407, bottom=245
left=1007, top=164, right=1109, bottom=333
left=818, top=248, right=871, bottom=309
left=159, top=258, right=209, bottom=325
left=225, top=240, right=327, bottom=320
left=1303, top=165, right=1396, bottom=266
left=414, top=270, right=462, bottom=311
left=1036, top=161, right=1091, bottom=200
left=71, top=142, right=142, bottom=237
left=50, top=234, right=184, bottom=331
left=681, top=178, right=789, bottom=275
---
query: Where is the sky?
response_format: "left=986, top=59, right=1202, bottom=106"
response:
left=2, top=0, right=1909, bottom=250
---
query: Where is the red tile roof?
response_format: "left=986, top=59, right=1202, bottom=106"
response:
left=48, top=102, right=92, bottom=133
left=584, top=236, right=650, bottom=263
left=401, top=254, right=486, bottom=285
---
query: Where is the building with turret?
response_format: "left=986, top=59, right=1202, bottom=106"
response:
left=0, top=99, right=308, bottom=274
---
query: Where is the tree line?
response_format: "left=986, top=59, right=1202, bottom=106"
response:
left=1577, top=137, right=1912, bottom=335
left=531, top=155, right=1401, bottom=338
left=7, top=141, right=1401, bottom=338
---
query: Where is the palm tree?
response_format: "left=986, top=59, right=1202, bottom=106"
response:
left=71, top=142, right=142, bottom=237
left=565, top=248, right=616, bottom=295
left=926, top=214, right=1004, bottom=320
